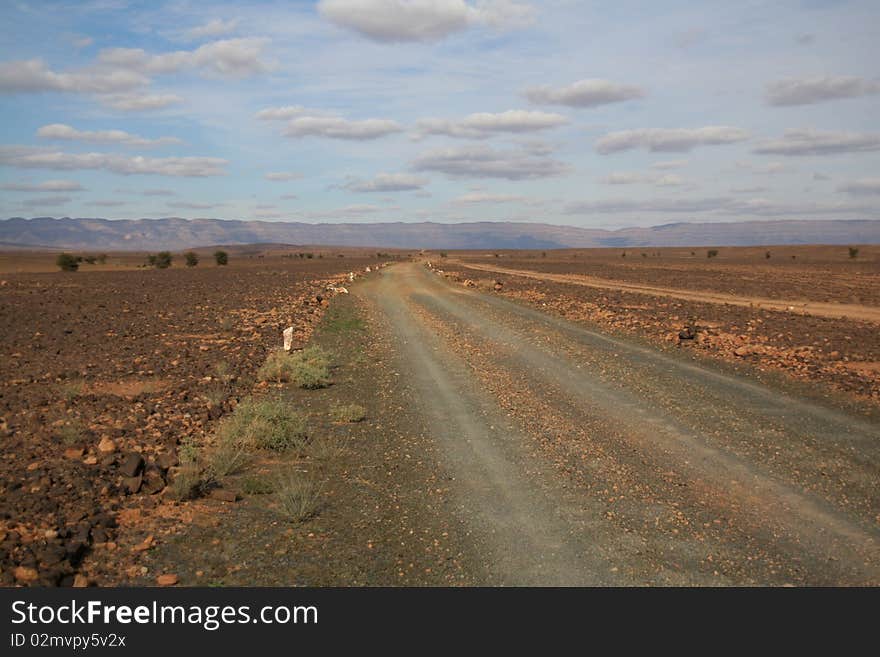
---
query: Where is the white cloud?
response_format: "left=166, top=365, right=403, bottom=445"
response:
left=167, top=201, right=224, bottom=209
left=753, top=129, right=880, bottom=156
left=416, top=110, right=568, bottom=139
left=87, top=199, right=127, bottom=207
left=596, top=126, right=749, bottom=154
left=0, top=146, right=228, bottom=177
left=72, top=36, right=94, bottom=49
left=837, top=178, right=880, bottom=196
left=0, top=179, right=84, bottom=192
left=97, top=38, right=270, bottom=78
left=282, top=116, right=402, bottom=140
left=98, top=93, right=182, bottom=111
left=650, top=159, right=687, bottom=170
left=451, top=191, right=526, bottom=204
left=735, top=160, right=788, bottom=175
left=730, top=186, right=768, bottom=194
left=264, top=171, right=304, bottom=181
left=0, top=58, right=147, bottom=93
left=259, top=106, right=401, bottom=140
left=186, top=18, right=239, bottom=40
left=600, top=172, right=684, bottom=186
left=345, top=172, right=428, bottom=192
left=37, top=123, right=180, bottom=148
left=564, top=196, right=872, bottom=217
left=280, top=194, right=299, bottom=200
left=255, top=106, right=318, bottom=121
left=318, top=0, right=535, bottom=43
left=766, top=76, right=880, bottom=106
left=20, top=195, right=72, bottom=208
left=673, top=27, right=707, bottom=49
left=305, top=204, right=384, bottom=219
left=142, top=188, right=175, bottom=196
left=524, top=78, right=644, bottom=108
left=413, top=143, right=569, bottom=180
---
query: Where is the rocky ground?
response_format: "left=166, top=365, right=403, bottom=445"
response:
left=0, top=256, right=380, bottom=586
left=436, top=254, right=880, bottom=405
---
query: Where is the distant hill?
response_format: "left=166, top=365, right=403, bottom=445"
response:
left=1, top=216, right=879, bottom=250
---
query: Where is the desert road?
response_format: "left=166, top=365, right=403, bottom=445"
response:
left=357, top=262, right=880, bottom=586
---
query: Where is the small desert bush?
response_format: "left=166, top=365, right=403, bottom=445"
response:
left=56, top=253, right=79, bottom=271
left=329, top=403, right=366, bottom=423
left=241, top=475, right=274, bottom=495
left=217, top=397, right=307, bottom=452
left=214, top=250, right=228, bottom=265
left=258, top=346, right=331, bottom=389
left=169, top=464, right=213, bottom=500
left=58, top=422, right=83, bottom=446
left=307, top=435, right=345, bottom=461
left=185, top=251, right=199, bottom=267
left=275, top=471, right=323, bottom=522
left=707, top=249, right=719, bottom=258
left=204, top=383, right=227, bottom=407
left=168, top=437, right=214, bottom=499
left=60, top=378, right=85, bottom=403
left=207, top=442, right=250, bottom=478
left=849, top=247, right=859, bottom=259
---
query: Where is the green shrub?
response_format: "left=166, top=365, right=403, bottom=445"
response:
left=185, top=251, right=199, bottom=267
left=169, top=464, right=212, bottom=500
left=148, top=251, right=172, bottom=269
left=214, top=250, right=228, bottom=265
left=849, top=247, right=859, bottom=259
left=217, top=397, right=307, bottom=452
left=56, top=253, right=79, bottom=271
left=207, top=442, right=250, bottom=477
left=241, top=476, right=274, bottom=495
left=274, top=471, right=322, bottom=522
left=329, top=403, right=366, bottom=423
left=258, top=346, right=331, bottom=389
left=707, top=249, right=719, bottom=258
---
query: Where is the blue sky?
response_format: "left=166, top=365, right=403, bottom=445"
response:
left=1, top=0, right=879, bottom=228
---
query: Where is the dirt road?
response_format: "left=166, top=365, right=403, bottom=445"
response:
left=357, top=263, right=880, bottom=585
left=452, top=260, right=880, bottom=324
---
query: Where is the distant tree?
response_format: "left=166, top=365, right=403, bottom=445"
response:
left=849, top=247, right=859, bottom=259
left=306, top=252, right=314, bottom=259
left=440, top=252, right=448, bottom=258
left=154, top=251, right=173, bottom=269
left=707, top=249, right=719, bottom=258
left=765, top=251, right=771, bottom=259
left=185, top=251, right=199, bottom=267
left=621, top=252, right=626, bottom=258
left=97, top=253, right=107, bottom=264
left=214, top=250, right=229, bottom=266
left=56, top=253, right=79, bottom=271
left=146, top=254, right=157, bottom=267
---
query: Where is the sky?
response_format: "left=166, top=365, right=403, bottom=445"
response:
left=0, top=0, right=879, bottom=229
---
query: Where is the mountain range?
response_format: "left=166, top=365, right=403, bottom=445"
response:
left=1, top=216, right=879, bottom=250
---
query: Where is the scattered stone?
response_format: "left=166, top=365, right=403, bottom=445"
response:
left=123, top=475, right=143, bottom=494
left=132, top=534, right=154, bottom=553
left=141, top=468, right=166, bottom=495
left=156, top=451, right=178, bottom=471
left=120, top=452, right=145, bottom=478
left=64, top=447, right=84, bottom=459
left=156, top=574, right=178, bottom=587
left=72, top=574, right=90, bottom=588
left=97, top=437, right=116, bottom=454
left=14, top=566, right=39, bottom=584
left=210, top=489, right=238, bottom=503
